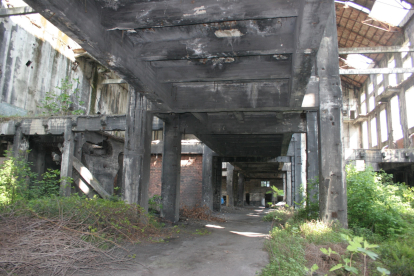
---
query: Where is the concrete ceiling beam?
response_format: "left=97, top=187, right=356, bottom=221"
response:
left=339, top=45, right=414, bottom=55
left=100, top=0, right=300, bottom=29
left=289, top=0, right=334, bottom=107
left=24, top=0, right=174, bottom=111
left=152, top=56, right=291, bottom=83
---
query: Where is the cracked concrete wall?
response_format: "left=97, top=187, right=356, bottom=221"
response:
left=0, top=10, right=127, bottom=117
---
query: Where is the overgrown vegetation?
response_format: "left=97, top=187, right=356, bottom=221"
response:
left=38, top=77, right=85, bottom=115
left=0, top=152, right=169, bottom=275
left=0, top=150, right=70, bottom=204
left=261, top=165, right=414, bottom=276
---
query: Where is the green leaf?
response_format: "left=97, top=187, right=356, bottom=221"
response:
left=377, top=267, right=390, bottom=275
left=358, top=248, right=378, bottom=260
left=329, top=264, right=343, bottom=272
left=344, top=265, right=358, bottom=274
left=320, top=248, right=328, bottom=255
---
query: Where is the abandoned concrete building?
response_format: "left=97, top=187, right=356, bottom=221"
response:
left=1, top=0, right=414, bottom=227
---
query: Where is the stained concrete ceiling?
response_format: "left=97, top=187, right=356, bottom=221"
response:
left=23, top=0, right=336, bottom=178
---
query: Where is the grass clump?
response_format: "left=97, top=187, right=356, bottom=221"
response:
left=261, top=226, right=307, bottom=276
left=262, top=207, right=295, bottom=223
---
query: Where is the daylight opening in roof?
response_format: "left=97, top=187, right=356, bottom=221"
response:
left=369, top=0, right=412, bottom=26
left=345, top=54, right=374, bottom=69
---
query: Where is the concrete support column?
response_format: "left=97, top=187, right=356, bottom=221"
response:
left=60, top=119, right=74, bottom=196
left=399, top=89, right=410, bottom=148
left=286, top=165, right=292, bottom=206
left=12, top=122, right=28, bottom=159
left=212, top=157, right=223, bottom=212
left=202, top=145, right=214, bottom=210
left=307, top=111, right=319, bottom=204
left=236, top=173, right=245, bottom=207
left=317, top=6, right=347, bottom=227
left=386, top=101, right=394, bottom=148
left=293, top=133, right=306, bottom=207
left=226, top=162, right=234, bottom=207
left=160, top=114, right=181, bottom=223
left=74, top=132, right=85, bottom=160
left=232, top=170, right=239, bottom=206
left=122, top=87, right=152, bottom=210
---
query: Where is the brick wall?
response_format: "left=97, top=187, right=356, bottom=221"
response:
left=149, top=154, right=203, bottom=208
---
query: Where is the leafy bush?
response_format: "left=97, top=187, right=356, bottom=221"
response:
left=0, top=151, right=70, bottom=204
left=346, top=165, right=414, bottom=237
left=294, top=177, right=320, bottom=221
left=38, top=77, right=85, bottom=115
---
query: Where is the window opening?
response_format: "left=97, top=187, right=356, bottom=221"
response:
left=371, top=117, right=378, bottom=147
left=369, top=95, right=375, bottom=112
left=388, top=58, right=397, bottom=87
left=362, top=121, right=369, bottom=149
left=406, top=87, right=414, bottom=129
left=380, top=109, right=388, bottom=143
left=261, top=180, right=270, bottom=187
left=391, top=95, right=403, bottom=140
left=360, top=92, right=367, bottom=115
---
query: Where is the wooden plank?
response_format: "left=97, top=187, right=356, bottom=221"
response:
left=73, top=157, right=111, bottom=199
left=101, top=0, right=299, bottom=29
left=0, top=6, right=36, bottom=17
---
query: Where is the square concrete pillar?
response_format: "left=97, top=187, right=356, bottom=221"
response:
left=160, top=114, right=181, bottom=223
left=60, top=119, right=74, bottom=196
left=202, top=145, right=214, bottom=210
left=212, top=156, right=223, bottom=212
left=307, top=111, right=319, bottom=204
left=226, top=162, right=234, bottom=207
left=235, top=173, right=245, bottom=207
left=122, top=87, right=152, bottom=210
left=317, top=6, right=347, bottom=227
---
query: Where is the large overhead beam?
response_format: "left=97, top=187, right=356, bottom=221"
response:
left=132, top=18, right=296, bottom=60
left=179, top=112, right=306, bottom=135
left=101, top=0, right=299, bottom=29
left=290, top=0, right=334, bottom=107
left=340, top=68, right=414, bottom=75
left=173, top=80, right=290, bottom=112
left=339, top=46, right=414, bottom=55
left=0, top=6, right=36, bottom=17
left=137, top=35, right=294, bottom=61
left=153, top=57, right=291, bottom=83
left=24, top=0, right=173, bottom=111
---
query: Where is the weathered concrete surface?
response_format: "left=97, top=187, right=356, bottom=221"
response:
left=317, top=6, right=347, bottom=227
left=104, top=207, right=272, bottom=276
left=201, top=145, right=214, bottom=210
left=0, top=7, right=128, bottom=116
left=160, top=114, right=182, bottom=223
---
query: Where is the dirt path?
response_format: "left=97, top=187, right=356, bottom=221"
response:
left=108, top=206, right=272, bottom=276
